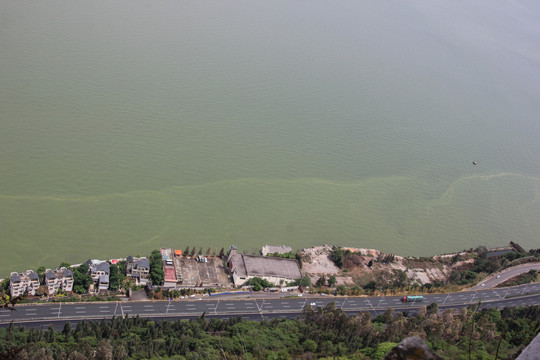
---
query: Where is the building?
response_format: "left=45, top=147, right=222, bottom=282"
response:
left=228, top=248, right=302, bottom=287
left=261, top=244, right=293, bottom=256
left=86, top=260, right=110, bottom=285
left=44, top=267, right=74, bottom=295
left=160, top=248, right=178, bottom=287
left=98, top=275, right=110, bottom=292
left=9, top=270, right=40, bottom=298
left=44, top=270, right=60, bottom=295
left=126, top=256, right=150, bottom=285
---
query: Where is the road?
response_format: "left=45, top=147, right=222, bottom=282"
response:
left=1, top=282, right=539, bottom=329
left=470, top=263, right=540, bottom=290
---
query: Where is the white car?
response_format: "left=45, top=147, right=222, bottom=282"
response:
left=481, top=283, right=485, bottom=287
left=297, top=294, right=303, bottom=297
left=496, top=275, right=501, bottom=279
left=310, top=302, right=316, bottom=306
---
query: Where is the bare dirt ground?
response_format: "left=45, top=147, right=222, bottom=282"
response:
left=174, top=256, right=230, bottom=288
left=300, top=245, right=472, bottom=286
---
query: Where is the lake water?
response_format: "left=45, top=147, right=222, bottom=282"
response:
left=1, top=0, right=540, bottom=274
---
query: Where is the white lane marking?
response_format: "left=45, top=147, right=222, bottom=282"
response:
left=99, top=306, right=109, bottom=309
left=24, top=308, right=37, bottom=311
left=100, top=310, right=109, bottom=313
left=25, top=313, right=37, bottom=316
left=75, top=307, right=86, bottom=309
left=0, top=314, right=10, bottom=317
left=76, top=311, right=86, bottom=314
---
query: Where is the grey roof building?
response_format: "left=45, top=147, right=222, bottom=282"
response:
left=126, top=256, right=150, bottom=285
left=86, top=260, right=110, bottom=283
left=228, top=252, right=302, bottom=287
left=44, top=267, right=74, bottom=295
left=9, top=270, right=40, bottom=298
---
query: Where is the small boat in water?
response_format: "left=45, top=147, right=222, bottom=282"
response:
left=472, top=161, right=477, bottom=165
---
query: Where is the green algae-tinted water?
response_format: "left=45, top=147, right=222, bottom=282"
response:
left=1, top=0, right=540, bottom=274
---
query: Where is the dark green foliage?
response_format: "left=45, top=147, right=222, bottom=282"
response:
left=449, top=269, right=478, bottom=285
left=73, top=264, right=93, bottom=294
left=327, top=275, right=337, bottom=287
left=315, top=275, right=327, bottom=287
left=295, top=276, right=312, bottom=287
left=329, top=247, right=352, bottom=268
left=108, top=263, right=124, bottom=291
left=0, top=305, right=537, bottom=359
left=267, top=251, right=296, bottom=259
left=245, top=277, right=272, bottom=291
left=149, top=250, right=165, bottom=286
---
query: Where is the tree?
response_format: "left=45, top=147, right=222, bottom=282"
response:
left=246, top=277, right=272, bottom=291
left=62, top=322, right=72, bottom=342
left=427, top=302, right=439, bottom=315
left=95, top=340, right=113, bottom=360
left=149, top=250, right=165, bottom=286
left=219, top=248, right=225, bottom=257
left=60, top=262, right=70, bottom=268
left=35, top=285, right=48, bottom=297
left=303, top=339, right=318, bottom=353
left=327, top=275, right=337, bottom=287
left=296, top=276, right=311, bottom=287
left=184, top=246, right=190, bottom=256
left=190, top=247, right=196, bottom=256
left=198, top=247, right=203, bottom=255
left=315, top=275, right=327, bottom=287
left=206, top=247, right=211, bottom=256
left=109, top=264, right=125, bottom=291
left=73, top=263, right=93, bottom=294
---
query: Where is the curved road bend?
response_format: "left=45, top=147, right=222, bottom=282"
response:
left=469, top=263, right=540, bottom=290
left=1, top=282, right=539, bottom=329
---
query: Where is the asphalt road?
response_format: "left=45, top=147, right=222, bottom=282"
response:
left=1, top=282, right=539, bottom=328
left=470, top=263, right=540, bottom=290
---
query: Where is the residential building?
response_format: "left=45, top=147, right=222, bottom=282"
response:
left=261, top=244, right=293, bottom=256
left=44, top=267, right=74, bottom=295
left=44, top=270, right=60, bottom=295
left=228, top=250, right=302, bottom=287
left=98, top=275, right=109, bottom=292
left=126, top=256, right=150, bottom=285
left=9, top=270, right=40, bottom=298
left=86, top=260, right=110, bottom=284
